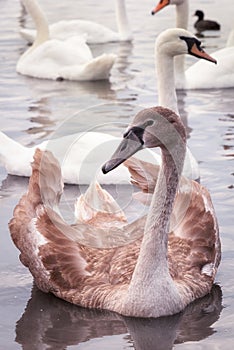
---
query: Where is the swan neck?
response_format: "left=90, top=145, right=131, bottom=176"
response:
left=134, top=145, right=184, bottom=276
left=115, top=0, right=132, bottom=40
left=123, top=144, right=185, bottom=316
left=174, top=55, right=186, bottom=89
left=145, top=146, right=185, bottom=238
left=226, top=28, right=234, bottom=47
left=175, top=1, right=189, bottom=29
left=22, top=0, right=49, bottom=48
left=156, top=51, right=178, bottom=114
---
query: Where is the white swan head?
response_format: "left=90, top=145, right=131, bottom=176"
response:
left=102, top=106, right=186, bottom=174
left=151, top=0, right=185, bottom=15
left=155, top=28, right=217, bottom=63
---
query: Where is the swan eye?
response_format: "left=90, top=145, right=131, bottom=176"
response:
left=179, top=35, right=203, bottom=53
left=123, top=127, right=144, bottom=145
left=145, top=119, right=154, bottom=127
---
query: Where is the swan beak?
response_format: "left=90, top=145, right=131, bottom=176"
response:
left=102, top=130, right=143, bottom=174
left=191, top=43, right=217, bottom=64
left=151, top=0, right=170, bottom=15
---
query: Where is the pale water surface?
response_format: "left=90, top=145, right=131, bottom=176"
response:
left=0, top=0, right=234, bottom=349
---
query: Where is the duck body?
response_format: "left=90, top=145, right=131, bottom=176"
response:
left=194, top=10, right=220, bottom=33
left=17, top=0, right=116, bottom=81
left=20, top=0, right=132, bottom=44
left=9, top=104, right=221, bottom=318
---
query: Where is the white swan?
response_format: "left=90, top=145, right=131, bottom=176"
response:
left=17, top=0, right=116, bottom=81
left=9, top=104, right=221, bottom=318
left=152, top=0, right=234, bottom=89
left=226, top=28, right=234, bottom=47
left=20, top=0, right=132, bottom=44
left=154, top=28, right=216, bottom=179
left=0, top=130, right=163, bottom=184
left=2, top=29, right=217, bottom=183
left=0, top=131, right=134, bottom=184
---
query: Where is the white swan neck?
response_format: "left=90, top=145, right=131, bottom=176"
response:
left=156, top=51, right=179, bottom=113
left=175, top=1, right=189, bottom=29
left=226, top=28, right=234, bottom=47
left=115, top=0, right=132, bottom=40
left=167, top=2, right=188, bottom=89
left=22, top=0, right=49, bottom=48
left=174, top=55, right=186, bottom=88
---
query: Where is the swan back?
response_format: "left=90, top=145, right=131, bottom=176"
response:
left=9, top=105, right=221, bottom=317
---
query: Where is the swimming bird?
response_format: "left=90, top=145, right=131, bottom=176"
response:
left=19, top=0, right=132, bottom=44
left=153, top=27, right=216, bottom=178
left=193, top=10, right=221, bottom=33
left=2, top=28, right=217, bottom=183
left=17, top=0, right=116, bottom=81
left=152, top=0, right=234, bottom=89
left=9, top=105, right=221, bottom=318
left=0, top=131, right=137, bottom=184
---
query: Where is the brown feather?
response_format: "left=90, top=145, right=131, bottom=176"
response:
left=9, top=148, right=221, bottom=315
left=124, top=157, right=221, bottom=290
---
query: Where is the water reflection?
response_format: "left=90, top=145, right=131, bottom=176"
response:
left=19, top=79, right=120, bottom=142
left=220, top=113, right=234, bottom=158
left=0, top=175, right=29, bottom=199
left=176, top=89, right=192, bottom=139
left=18, top=0, right=27, bottom=29
left=15, top=284, right=223, bottom=350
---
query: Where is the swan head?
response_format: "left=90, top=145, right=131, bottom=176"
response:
left=156, top=28, right=217, bottom=63
left=102, top=106, right=186, bottom=174
left=151, top=0, right=185, bottom=15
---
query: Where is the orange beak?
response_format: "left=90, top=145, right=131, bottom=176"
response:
left=151, top=0, right=170, bottom=15
left=191, top=44, right=217, bottom=64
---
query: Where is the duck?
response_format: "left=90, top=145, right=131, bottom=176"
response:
left=193, top=10, right=221, bottom=33
left=9, top=103, right=221, bottom=318
left=19, top=0, right=132, bottom=44
left=16, top=0, right=116, bottom=81
left=151, top=0, right=234, bottom=89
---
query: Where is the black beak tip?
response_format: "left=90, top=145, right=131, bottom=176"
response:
left=151, top=10, right=155, bottom=15
left=102, top=163, right=108, bottom=174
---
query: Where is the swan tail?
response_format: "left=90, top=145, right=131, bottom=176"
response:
left=74, top=180, right=127, bottom=225
left=0, top=131, right=33, bottom=176
left=79, top=53, right=117, bottom=81
left=124, top=157, right=160, bottom=194
left=29, top=148, right=64, bottom=209
left=8, top=148, right=82, bottom=294
left=19, top=28, right=36, bottom=43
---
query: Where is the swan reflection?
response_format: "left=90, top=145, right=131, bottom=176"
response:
left=15, top=284, right=222, bottom=350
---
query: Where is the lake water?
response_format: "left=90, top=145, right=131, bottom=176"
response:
left=0, top=0, right=234, bottom=349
